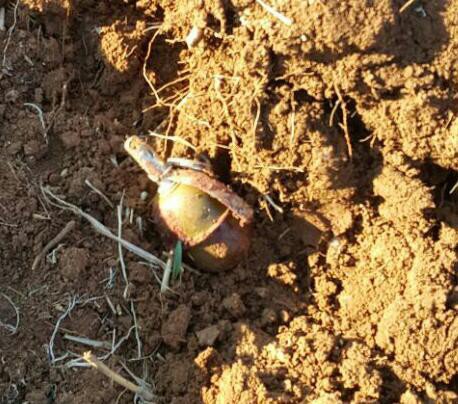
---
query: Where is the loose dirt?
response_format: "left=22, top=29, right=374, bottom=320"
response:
left=0, top=0, right=457, bottom=403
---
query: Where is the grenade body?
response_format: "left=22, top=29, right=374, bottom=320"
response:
left=154, top=181, right=251, bottom=272
left=188, top=215, right=251, bottom=272
left=124, top=136, right=253, bottom=272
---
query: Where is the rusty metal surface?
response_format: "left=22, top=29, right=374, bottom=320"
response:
left=124, top=136, right=166, bottom=183
left=165, top=168, right=254, bottom=226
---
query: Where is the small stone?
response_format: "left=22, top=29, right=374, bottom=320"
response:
left=191, top=291, right=210, bottom=306
left=279, top=309, right=291, bottom=323
left=161, top=305, right=191, bottom=349
left=217, top=319, right=232, bottom=340
left=59, top=131, right=80, bottom=149
left=6, top=141, right=22, bottom=155
left=222, top=292, right=246, bottom=318
left=23, top=140, right=40, bottom=156
left=194, top=347, right=222, bottom=373
left=25, top=388, right=47, bottom=403
left=5, top=89, right=19, bottom=103
left=140, top=191, right=149, bottom=201
left=129, top=262, right=151, bottom=284
left=24, top=140, right=47, bottom=159
left=261, top=308, right=277, bottom=325
left=109, top=135, right=124, bottom=153
left=400, top=390, right=422, bottom=404
left=48, top=172, right=60, bottom=185
left=60, top=168, right=69, bottom=177
left=95, top=138, right=110, bottom=154
left=60, top=247, right=89, bottom=280
left=34, top=88, right=44, bottom=103
left=255, top=287, right=268, bottom=298
left=196, top=325, right=220, bottom=346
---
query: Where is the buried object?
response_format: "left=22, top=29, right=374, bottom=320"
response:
left=124, top=136, right=253, bottom=272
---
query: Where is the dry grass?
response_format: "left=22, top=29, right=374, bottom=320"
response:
left=0, top=292, right=20, bottom=334
left=333, top=79, right=353, bottom=159
left=82, top=351, right=155, bottom=402
left=31, top=220, right=76, bottom=271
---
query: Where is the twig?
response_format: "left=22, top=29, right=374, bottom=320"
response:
left=41, top=186, right=166, bottom=270
left=148, top=131, right=197, bottom=151
left=6, top=162, right=20, bottom=184
left=66, top=327, right=134, bottom=366
left=253, top=164, right=304, bottom=172
left=445, top=112, right=454, bottom=129
left=100, top=326, right=136, bottom=360
left=143, top=29, right=162, bottom=105
left=82, top=351, right=155, bottom=402
left=119, top=360, right=150, bottom=388
left=278, top=228, right=291, bottom=240
left=160, top=254, right=173, bottom=294
left=85, top=179, right=114, bottom=208
left=0, top=218, right=17, bottom=227
left=0, top=7, right=5, bottom=31
left=185, top=26, right=204, bottom=48
left=136, top=216, right=144, bottom=238
left=359, top=133, right=375, bottom=143
left=260, top=198, right=274, bottom=222
left=333, top=80, right=353, bottom=159
left=256, top=0, right=294, bottom=26
left=0, top=293, right=20, bottom=334
left=63, top=334, right=112, bottom=350
left=329, top=99, right=341, bottom=127
left=45, top=76, right=72, bottom=134
left=24, top=103, right=48, bottom=143
left=289, top=95, right=296, bottom=147
left=252, top=98, right=261, bottom=149
left=48, top=295, right=80, bottom=363
left=117, top=193, right=130, bottom=300
left=32, top=220, right=76, bottom=271
left=1, top=0, right=19, bottom=67
left=102, top=266, right=117, bottom=291
left=115, top=389, right=128, bottom=404
left=264, top=194, right=284, bottom=214
left=400, top=0, right=417, bottom=13
left=450, top=180, right=458, bottom=194
left=105, top=295, right=117, bottom=315
left=130, top=300, right=142, bottom=359
left=46, top=243, right=65, bottom=265
left=156, top=74, right=190, bottom=95
left=129, top=207, right=134, bottom=225
left=214, top=87, right=242, bottom=170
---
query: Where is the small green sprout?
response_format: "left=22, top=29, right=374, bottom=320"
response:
left=172, top=240, right=183, bottom=280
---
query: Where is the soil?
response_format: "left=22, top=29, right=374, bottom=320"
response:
left=0, top=0, right=457, bottom=403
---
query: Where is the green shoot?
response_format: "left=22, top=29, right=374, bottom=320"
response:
left=172, top=241, right=183, bottom=280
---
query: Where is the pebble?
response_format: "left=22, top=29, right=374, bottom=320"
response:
left=196, top=325, right=220, bottom=346
left=161, top=305, right=191, bottom=349
left=59, top=131, right=81, bottom=149
left=222, top=293, right=246, bottom=318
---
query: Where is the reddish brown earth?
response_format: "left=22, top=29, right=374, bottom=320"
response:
left=0, top=0, right=457, bottom=403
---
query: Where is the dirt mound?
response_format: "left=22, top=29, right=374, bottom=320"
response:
left=0, top=0, right=457, bottom=403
